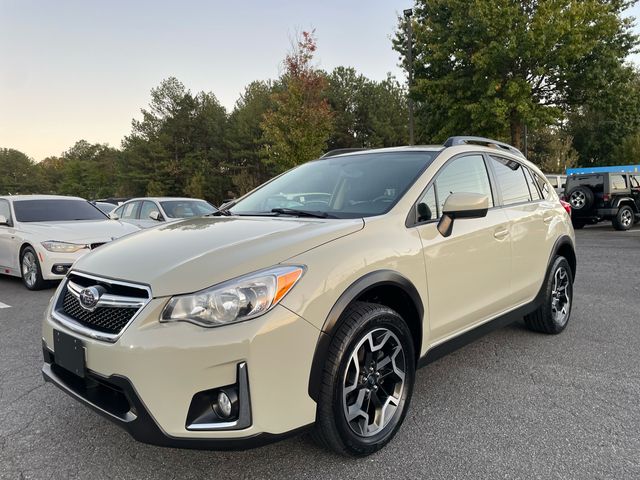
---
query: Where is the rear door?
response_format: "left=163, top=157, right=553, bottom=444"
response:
left=489, top=156, right=554, bottom=304
left=413, top=153, right=512, bottom=342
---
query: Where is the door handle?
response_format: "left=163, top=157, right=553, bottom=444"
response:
left=493, top=228, right=509, bottom=240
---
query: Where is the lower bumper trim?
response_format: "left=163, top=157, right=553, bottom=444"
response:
left=42, top=352, right=310, bottom=450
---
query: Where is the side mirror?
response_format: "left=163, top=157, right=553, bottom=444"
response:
left=108, top=212, right=120, bottom=220
left=0, top=215, right=9, bottom=226
left=437, top=193, right=489, bottom=237
left=149, top=211, right=162, bottom=221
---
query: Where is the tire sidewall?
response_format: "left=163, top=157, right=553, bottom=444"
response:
left=331, top=311, right=415, bottom=454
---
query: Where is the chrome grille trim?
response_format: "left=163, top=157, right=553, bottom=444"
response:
left=66, top=280, right=147, bottom=309
left=51, top=271, right=152, bottom=343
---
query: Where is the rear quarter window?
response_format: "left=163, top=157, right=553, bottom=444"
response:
left=610, top=175, right=628, bottom=190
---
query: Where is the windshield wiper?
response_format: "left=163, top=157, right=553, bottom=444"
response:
left=271, top=208, right=334, bottom=219
left=206, top=209, right=234, bottom=216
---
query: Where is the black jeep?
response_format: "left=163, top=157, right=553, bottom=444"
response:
left=565, top=172, right=640, bottom=230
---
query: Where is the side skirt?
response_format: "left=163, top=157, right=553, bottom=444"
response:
left=418, top=299, right=540, bottom=369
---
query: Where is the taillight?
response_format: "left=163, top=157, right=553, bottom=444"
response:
left=560, top=200, right=571, bottom=217
left=603, top=194, right=610, bottom=202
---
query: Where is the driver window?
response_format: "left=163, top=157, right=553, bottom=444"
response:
left=416, top=155, right=493, bottom=223
left=139, top=201, right=159, bottom=220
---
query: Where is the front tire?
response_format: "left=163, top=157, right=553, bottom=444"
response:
left=612, top=205, right=634, bottom=231
left=312, top=302, right=415, bottom=456
left=524, top=256, right=573, bottom=334
left=20, top=246, right=46, bottom=290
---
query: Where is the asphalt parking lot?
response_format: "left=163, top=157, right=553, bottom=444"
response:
left=1, top=225, right=639, bottom=480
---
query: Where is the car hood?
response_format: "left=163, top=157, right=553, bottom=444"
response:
left=22, top=220, right=139, bottom=242
left=72, top=216, right=364, bottom=297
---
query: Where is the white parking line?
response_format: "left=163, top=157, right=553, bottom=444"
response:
left=0, top=301, right=11, bottom=309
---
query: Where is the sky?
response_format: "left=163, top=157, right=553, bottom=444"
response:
left=1, top=1, right=639, bottom=162
left=0, top=0, right=407, bottom=161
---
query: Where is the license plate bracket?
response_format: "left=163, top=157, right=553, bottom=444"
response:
left=53, top=330, right=86, bottom=378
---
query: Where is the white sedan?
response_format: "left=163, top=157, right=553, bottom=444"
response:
left=110, top=197, right=217, bottom=229
left=0, top=195, right=140, bottom=290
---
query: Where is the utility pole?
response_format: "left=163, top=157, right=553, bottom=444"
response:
left=404, top=8, right=415, bottom=146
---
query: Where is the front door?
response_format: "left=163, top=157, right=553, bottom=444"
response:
left=413, top=154, right=512, bottom=343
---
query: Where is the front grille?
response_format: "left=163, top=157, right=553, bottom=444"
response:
left=62, top=291, right=138, bottom=334
left=54, top=272, right=151, bottom=340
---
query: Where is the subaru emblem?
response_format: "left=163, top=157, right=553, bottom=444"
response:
left=79, top=286, right=102, bottom=311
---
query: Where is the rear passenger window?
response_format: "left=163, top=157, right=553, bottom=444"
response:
left=490, top=156, right=531, bottom=205
left=533, top=174, right=552, bottom=200
left=611, top=175, right=627, bottom=190
left=523, top=168, right=541, bottom=200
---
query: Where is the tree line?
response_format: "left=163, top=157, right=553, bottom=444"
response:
left=3, top=1, right=640, bottom=203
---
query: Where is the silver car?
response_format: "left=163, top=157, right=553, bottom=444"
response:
left=544, top=173, right=567, bottom=196
left=110, top=197, right=217, bottom=229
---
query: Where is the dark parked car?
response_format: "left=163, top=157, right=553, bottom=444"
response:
left=565, top=172, right=640, bottom=230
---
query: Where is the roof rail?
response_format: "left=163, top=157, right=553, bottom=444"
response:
left=444, top=136, right=525, bottom=158
left=320, top=148, right=369, bottom=159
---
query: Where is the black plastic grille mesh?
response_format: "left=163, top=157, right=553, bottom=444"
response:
left=62, top=291, right=138, bottom=334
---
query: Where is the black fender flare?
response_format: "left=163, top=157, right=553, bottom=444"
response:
left=615, top=198, right=638, bottom=212
left=307, top=270, right=424, bottom=401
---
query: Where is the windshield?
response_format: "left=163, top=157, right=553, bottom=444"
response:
left=13, top=199, right=107, bottom=222
left=231, top=151, right=438, bottom=218
left=160, top=200, right=217, bottom=218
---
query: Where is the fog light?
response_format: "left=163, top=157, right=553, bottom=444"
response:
left=216, top=391, right=232, bottom=418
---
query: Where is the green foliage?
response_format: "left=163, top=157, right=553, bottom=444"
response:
left=261, top=31, right=334, bottom=172
left=527, top=128, right=578, bottom=174
left=226, top=80, right=279, bottom=194
left=121, top=77, right=232, bottom=203
left=395, top=0, right=638, bottom=148
left=326, top=67, right=409, bottom=148
left=0, top=148, right=47, bottom=195
left=569, top=66, right=640, bottom=165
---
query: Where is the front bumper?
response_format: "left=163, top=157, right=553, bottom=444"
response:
left=42, top=297, right=320, bottom=447
left=37, top=247, right=86, bottom=280
left=41, top=349, right=309, bottom=449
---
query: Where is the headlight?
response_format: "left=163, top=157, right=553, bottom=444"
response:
left=160, top=265, right=305, bottom=328
left=41, top=241, right=88, bottom=253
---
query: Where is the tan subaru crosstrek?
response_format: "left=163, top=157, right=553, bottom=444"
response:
left=42, top=137, right=576, bottom=456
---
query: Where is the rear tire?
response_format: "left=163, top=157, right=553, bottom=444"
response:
left=20, top=246, right=46, bottom=290
left=567, top=186, right=594, bottom=211
left=524, top=256, right=573, bottom=334
left=312, top=302, right=415, bottom=456
left=612, top=205, right=634, bottom=231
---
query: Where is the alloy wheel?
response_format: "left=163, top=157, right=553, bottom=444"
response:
left=21, top=251, right=38, bottom=288
left=551, top=266, right=571, bottom=326
left=621, top=209, right=633, bottom=228
left=342, top=328, right=406, bottom=437
left=569, top=191, right=585, bottom=209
